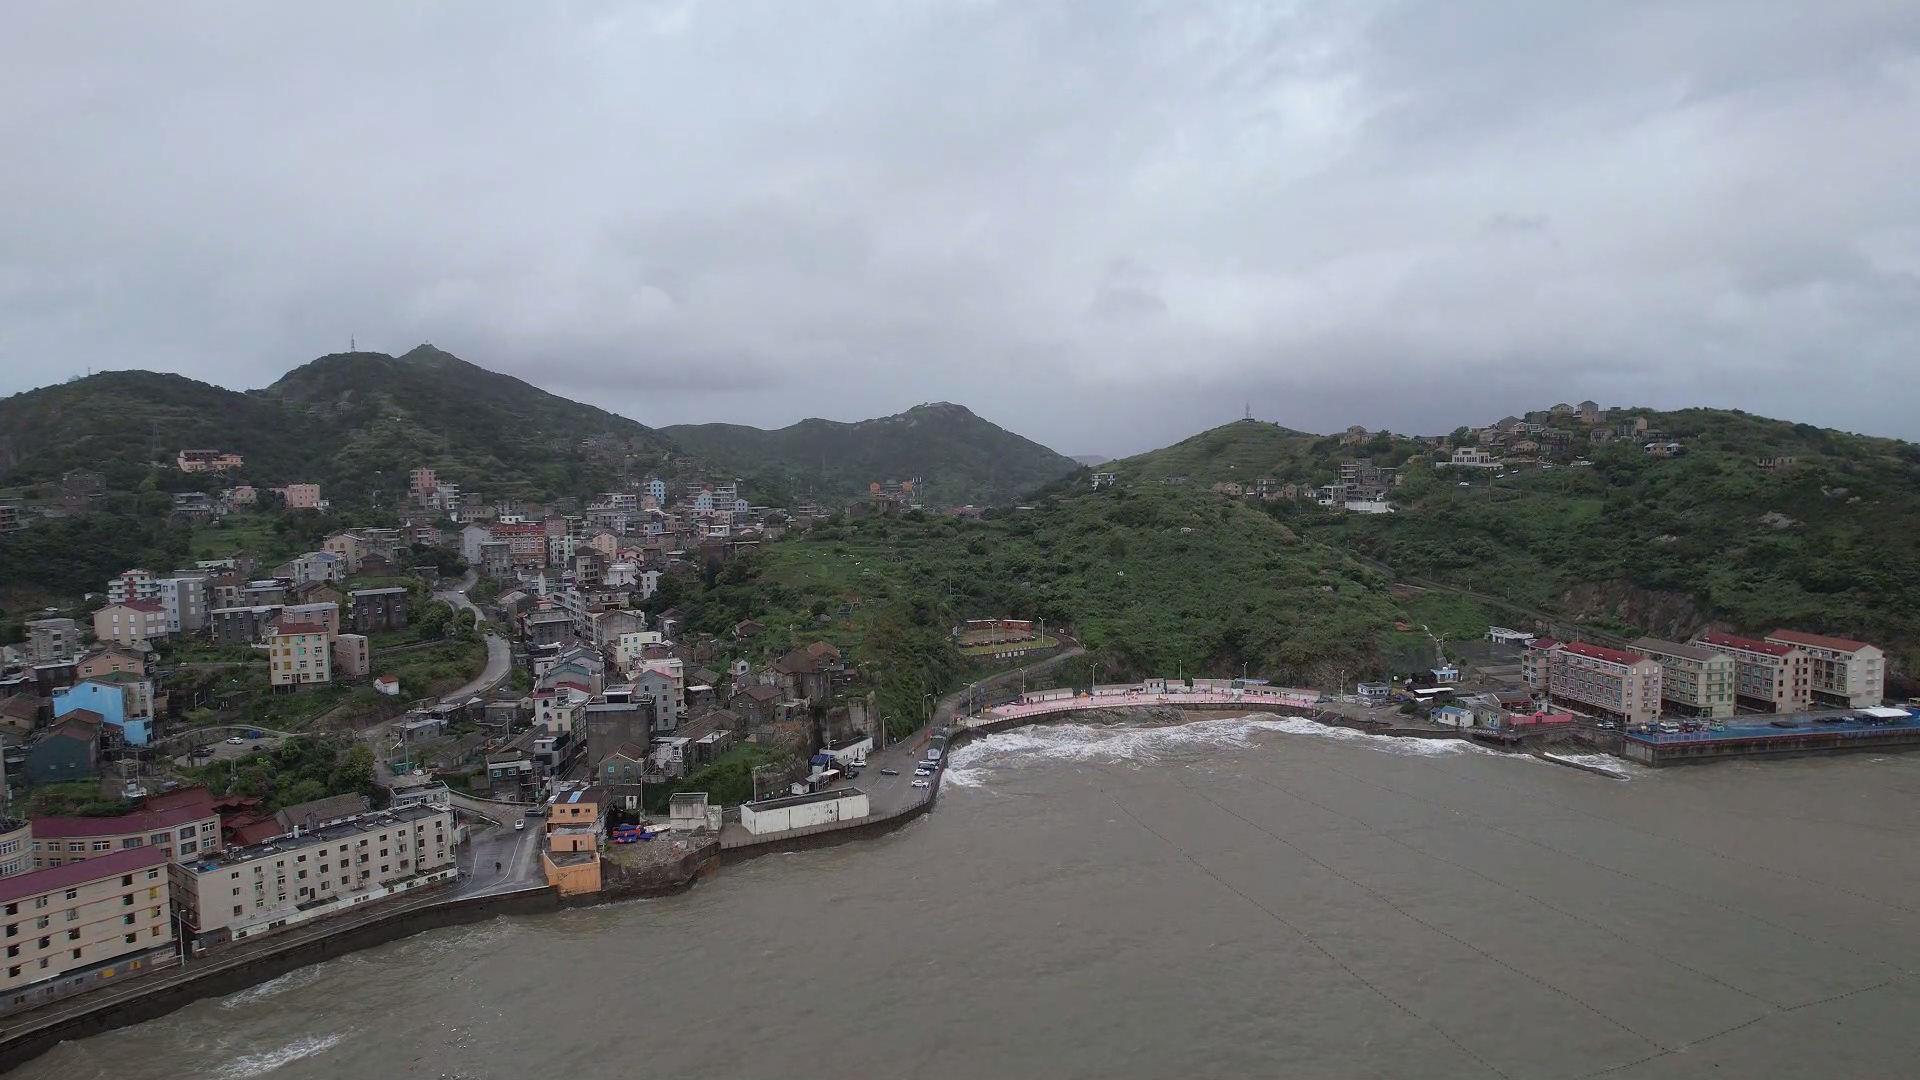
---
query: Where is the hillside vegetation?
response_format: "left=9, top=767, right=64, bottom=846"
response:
left=663, top=401, right=1078, bottom=508
left=1113, top=409, right=1920, bottom=679
left=662, top=485, right=1415, bottom=730
left=0, top=346, right=673, bottom=506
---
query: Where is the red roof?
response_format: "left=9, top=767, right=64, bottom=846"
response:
left=1765, top=629, right=1874, bottom=654
left=1562, top=642, right=1647, bottom=666
left=114, top=599, right=164, bottom=614
left=35, top=796, right=217, bottom=839
left=1696, top=632, right=1792, bottom=657
left=0, top=846, right=167, bottom=906
left=141, top=785, right=216, bottom=814
left=273, top=621, right=328, bottom=637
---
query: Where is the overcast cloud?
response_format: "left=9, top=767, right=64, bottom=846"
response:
left=3, top=1, right=1919, bottom=455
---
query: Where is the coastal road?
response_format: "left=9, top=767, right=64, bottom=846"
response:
left=458, top=811, right=545, bottom=896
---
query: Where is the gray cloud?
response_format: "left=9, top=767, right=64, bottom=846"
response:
left=3, top=0, right=1918, bottom=456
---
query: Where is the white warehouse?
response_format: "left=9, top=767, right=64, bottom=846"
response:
left=738, top=789, right=870, bottom=836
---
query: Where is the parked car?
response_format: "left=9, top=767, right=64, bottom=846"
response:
left=911, top=778, right=930, bottom=788
left=880, top=768, right=899, bottom=776
left=1596, top=720, right=1616, bottom=730
left=224, top=736, right=243, bottom=745
left=524, top=806, right=544, bottom=816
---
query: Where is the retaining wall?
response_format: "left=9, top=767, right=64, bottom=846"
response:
left=0, top=887, right=556, bottom=1074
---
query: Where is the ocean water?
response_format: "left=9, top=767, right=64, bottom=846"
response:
left=22, top=717, right=1920, bottom=1079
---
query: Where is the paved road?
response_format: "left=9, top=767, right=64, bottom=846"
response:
left=433, top=568, right=480, bottom=617
left=436, top=631, right=510, bottom=705
left=457, top=811, right=546, bottom=896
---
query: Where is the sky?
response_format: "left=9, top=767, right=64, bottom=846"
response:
left=4, top=1, right=1919, bottom=457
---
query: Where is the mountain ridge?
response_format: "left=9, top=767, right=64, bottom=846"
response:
left=662, top=401, right=1079, bottom=506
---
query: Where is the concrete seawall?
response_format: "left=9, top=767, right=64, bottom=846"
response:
left=0, top=886, right=557, bottom=1074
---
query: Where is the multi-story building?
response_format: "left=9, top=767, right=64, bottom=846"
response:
left=1763, top=631, right=1884, bottom=709
left=210, top=605, right=282, bottom=646
left=106, top=570, right=159, bottom=606
left=52, top=675, right=156, bottom=746
left=491, top=521, right=548, bottom=568
left=1693, top=632, right=1810, bottom=713
left=275, top=551, right=345, bottom=587
left=333, top=634, right=371, bottom=679
left=408, top=467, right=438, bottom=499
left=0, top=819, right=31, bottom=878
left=321, top=532, right=367, bottom=574
left=347, top=587, right=410, bottom=634
left=31, top=788, right=223, bottom=870
left=1, top=847, right=175, bottom=1016
left=176, top=449, right=243, bottom=473
left=170, top=805, right=455, bottom=951
left=24, top=619, right=80, bottom=664
left=1630, top=638, right=1736, bottom=718
left=1545, top=643, right=1662, bottom=725
left=541, top=786, right=606, bottom=897
left=268, top=622, right=332, bottom=691
left=154, top=574, right=209, bottom=635
left=92, top=600, right=167, bottom=650
left=277, top=483, right=322, bottom=510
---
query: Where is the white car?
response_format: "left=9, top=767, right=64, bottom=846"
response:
left=1457, top=482, right=1471, bottom=487
left=911, top=778, right=930, bottom=788
left=224, top=736, right=243, bottom=745
left=514, top=820, right=526, bottom=831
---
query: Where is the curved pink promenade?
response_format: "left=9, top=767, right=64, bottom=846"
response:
left=962, top=686, right=1321, bottom=727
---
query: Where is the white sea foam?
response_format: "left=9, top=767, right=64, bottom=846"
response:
left=214, top=1033, right=344, bottom=1078
left=1540, top=752, right=1636, bottom=779
left=218, top=965, right=326, bottom=1009
left=944, top=713, right=1495, bottom=787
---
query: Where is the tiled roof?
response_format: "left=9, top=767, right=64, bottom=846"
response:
left=1562, top=642, right=1647, bottom=666
left=1695, top=632, right=1793, bottom=657
left=1526, top=638, right=1563, bottom=650
left=1630, top=637, right=1724, bottom=663
left=0, top=847, right=167, bottom=906
left=273, top=621, right=328, bottom=637
left=1765, top=629, right=1875, bottom=653
left=114, top=599, right=164, bottom=614
left=35, top=798, right=216, bottom=839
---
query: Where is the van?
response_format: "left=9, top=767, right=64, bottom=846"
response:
left=1656, top=721, right=1681, bottom=734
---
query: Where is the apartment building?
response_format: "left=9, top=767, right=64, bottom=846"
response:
left=269, top=622, right=332, bottom=690
left=1693, top=632, right=1810, bottom=713
left=334, top=634, right=371, bottom=679
left=0, top=820, right=30, bottom=878
left=347, top=587, right=410, bottom=634
left=170, top=805, right=455, bottom=950
left=24, top=618, right=81, bottom=664
left=1521, top=639, right=1561, bottom=691
left=1763, top=631, right=1883, bottom=709
left=155, top=574, right=209, bottom=635
left=1, top=847, right=175, bottom=1016
left=408, top=467, right=438, bottom=498
left=1546, top=643, right=1663, bottom=725
left=106, top=569, right=159, bottom=605
left=31, top=789, right=223, bottom=870
left=92, top=600, right=167, bottom=650
left=279, top=483, right=322, bottom=510
left=1631, top=638, right=1737, bottom=718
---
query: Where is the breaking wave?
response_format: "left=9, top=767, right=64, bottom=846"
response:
left=944, top=714, right=1498, bottom=785
left=214, top=1033, right=344, bottom=1078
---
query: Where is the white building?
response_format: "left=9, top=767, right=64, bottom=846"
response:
left=106, top=569, right=159, bottom=605
left=739, top=789, right=869, bottom=835
left=169, top=805, right=456, bottom=950
left=1764, top=630, right=1885, bottom=709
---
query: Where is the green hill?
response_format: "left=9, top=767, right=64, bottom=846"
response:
left=263, top=345, right=674, bottom=501
left=0, top=371, right=327, bottom=491
left=1112, top=409, right=1920, bottom=681
left=662, top=484, right=1416, bottom=733
left=662, top=402, right=1078, bottom=507
left=0, top=346, right=675, bottom=504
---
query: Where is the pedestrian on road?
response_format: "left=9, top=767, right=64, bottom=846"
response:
left=495, top=861, right=501, bottom=872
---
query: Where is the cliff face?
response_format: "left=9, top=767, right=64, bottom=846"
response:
left=1558, top=580, right=1712, bottom=641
